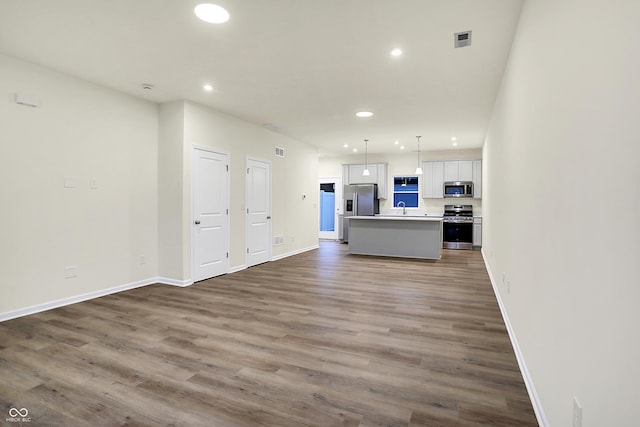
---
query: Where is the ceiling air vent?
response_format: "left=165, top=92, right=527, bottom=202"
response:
left=275, top=147, right=285, bottom=158
left=454, top=31, right=472, bottom=48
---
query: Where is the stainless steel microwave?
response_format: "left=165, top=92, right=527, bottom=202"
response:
left=443, top=181, right=473, bottom=198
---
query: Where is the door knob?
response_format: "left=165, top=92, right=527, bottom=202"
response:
left=267, top=216, right=272, bottom=220
left=195, top=220, right=201, bottom=225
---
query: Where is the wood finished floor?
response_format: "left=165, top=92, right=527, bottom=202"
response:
left=0, top=242, right=537, bottom=426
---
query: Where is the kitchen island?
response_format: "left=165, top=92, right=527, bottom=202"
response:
left=348, top=215, right=443, bottom=259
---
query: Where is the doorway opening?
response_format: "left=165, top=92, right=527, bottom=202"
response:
left=319, top=177, right=342, bottom=240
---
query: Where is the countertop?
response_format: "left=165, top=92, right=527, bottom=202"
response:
left=350, top=215, right=443, bottom=222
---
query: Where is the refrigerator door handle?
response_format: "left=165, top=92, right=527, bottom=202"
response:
left=353, top=193, right=358, bottom=216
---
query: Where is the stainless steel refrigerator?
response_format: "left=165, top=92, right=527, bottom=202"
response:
left=342, top=184, right=379, bottom=242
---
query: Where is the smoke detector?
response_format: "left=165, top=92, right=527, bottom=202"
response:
left=141, top=83, right=154, bottom=91
left=454, top=31, right=472, bottom=48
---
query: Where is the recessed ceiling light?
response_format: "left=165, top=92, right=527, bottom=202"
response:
left=356, top=111, right=373, bottom=118
left=452, top=142, right=458, bottom=146
left=353, top=148, right=358, bottom=152
left=394, top=140, right=399, bottom=145
left=400, top=146, right=405, bottom=150
left=390, top=48, right=403, bottom=57
left=451, top=137, right=457, bottom=141
left=194, top=4, right=230, bottom=24
left=343, top=144, right=349, bottom=148
left=203, top=84, right=213, bottom=92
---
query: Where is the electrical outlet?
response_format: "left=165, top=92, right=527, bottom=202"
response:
left=573, top=397, right=582, bottom=427
left=64, top=266, right=78, bottom=279
left=139, top=255, right=145, bottom=265
left=64, top=176, right=77, bottom=188
left=503, top=272, right=511, bottom=294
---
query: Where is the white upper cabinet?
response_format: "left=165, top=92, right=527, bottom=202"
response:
left=473, top=159, right=482, bottom=199
left=421, top=161, right=444, bottom=198
left=343, top=163, right=388, bottom=199
left=348, top=164, right=378, bottom=184
left=422, top=159, right=482, bottom=199
left=376, top=163, right=388, bottom=199
left=444, top=160, right=473, bottom=182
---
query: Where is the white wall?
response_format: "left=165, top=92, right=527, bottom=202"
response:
left=158, top=101, right=319, bottom=278
left=483, top=0, right=640, bottom=425
left=158, top=102, right=185, bottom=280
left=0, top=53, right=159, bottom=314
left=320, top=148, right=482, bottom=215
left=0, top=55, right=320, bottom=316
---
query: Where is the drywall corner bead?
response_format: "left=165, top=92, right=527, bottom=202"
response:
left=15, top=93, right=40, bottom=108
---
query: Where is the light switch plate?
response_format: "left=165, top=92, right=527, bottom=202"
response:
left=64, top=266, right=78, bottom=279
left=15, top=93, right=40, bottom=107
left=64, top=176, right=77, bottom=188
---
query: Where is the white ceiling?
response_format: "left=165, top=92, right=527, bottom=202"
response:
left=0, top=0, right=523, bottom=156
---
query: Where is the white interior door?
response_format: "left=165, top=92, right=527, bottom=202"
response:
left=319, top=177, right=342, bottom=240
left=192, top=147, right=229, bottom=282
left=246, top=158, right=272, bottom=267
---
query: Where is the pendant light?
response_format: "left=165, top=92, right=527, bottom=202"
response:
left=415, top=135, right=423, bottom=175
left=362, top=139, right=371, bottom=176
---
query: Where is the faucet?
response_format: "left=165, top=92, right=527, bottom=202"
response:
left=397, top=201, right=406, bottom=215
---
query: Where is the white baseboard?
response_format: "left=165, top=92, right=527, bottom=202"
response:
left=0, top=278, right=157, bottom=322
left=481, top=248, right=548, bottom=427
left=229, top=264, right=246, bottom=274
left=1, top=245, right=318, bottom=323
left=156, top=277, right=193, bottom=287
left=271, top=244, right=319, bottom=261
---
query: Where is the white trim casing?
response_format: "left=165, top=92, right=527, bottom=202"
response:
left=318, top=176, right=342, bottom=241
left=481, top=248, right=549, bottom=427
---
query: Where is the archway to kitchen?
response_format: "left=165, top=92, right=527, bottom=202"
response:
left=318, top=177, right=342, bottom=240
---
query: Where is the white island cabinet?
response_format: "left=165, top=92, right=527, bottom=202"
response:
left=348, top=216, right=443, bottom=259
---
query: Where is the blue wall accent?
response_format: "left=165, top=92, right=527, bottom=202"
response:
left=319, top=191, right=335, bottom=231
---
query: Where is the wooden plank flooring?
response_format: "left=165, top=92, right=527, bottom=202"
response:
left=0, top=242, right=537, bottom=426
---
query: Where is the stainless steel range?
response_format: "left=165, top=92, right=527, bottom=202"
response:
left=443, top=204, right=474, bottom=250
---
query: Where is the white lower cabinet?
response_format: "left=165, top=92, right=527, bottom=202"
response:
left=473, top=217, right=482, bottom=247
